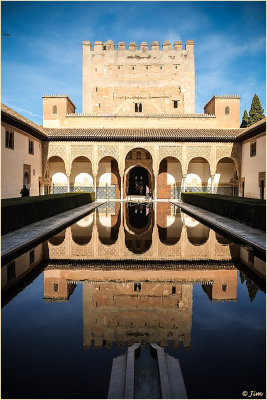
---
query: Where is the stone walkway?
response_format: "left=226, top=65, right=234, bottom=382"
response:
left=172, top=201, right=266, bottom=253
left=1, top=201, right=106, bottom=261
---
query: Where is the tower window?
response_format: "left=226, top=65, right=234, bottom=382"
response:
left=172, top=286, right=176, bottom=294
left=95, top=68, right=97, bottom=72
left=96, top=87, right=98, bottom=92
left=225, top=106, right=230, bottom=115
left=160, top=65, right=163, bottom=69
left=118, top=65, right=120, bottom=69
left=132, top=65, right=135, bottom=70
left=222, top=283, right=228, bottom=292
left=135, top=103, right=142, bottom=113
left=173, top=100, right=178, bottom=108
left=52, top=105, right=57, bottom=114
left=54, top=283, right=58, bottom=292
left=5, top=130, right=14, bottom=149
left=103, top=45, right=106, bottom=50
left=134, top=283, right=141, bottom=292
left=99, top=103, right=101, bottom=108
left=29, top=140, right=34, bottom=155
left=250, top=141, right=256, bottom=157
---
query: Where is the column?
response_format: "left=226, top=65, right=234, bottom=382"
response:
left=67, top=175, right=70, bottom=193
left=211, top=174, right=215, bottom=194
left=93, top=174, right=97, bottom=199
left=120, top=172, right=124, bottom=200
left=182, top=174, right=187, bottom=192
left=154, top=174, right=157, bottom=201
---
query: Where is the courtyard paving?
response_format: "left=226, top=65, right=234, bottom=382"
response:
left=1, top=200, right=106, bottom=261
left=173, top=201, right=266, bottom=253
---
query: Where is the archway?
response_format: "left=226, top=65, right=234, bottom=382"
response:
left=47, top=156, right=66, bottom=194
left=186, top=157, right=211, bottom=192
left=70, top=156, right=93, bottom=193
left=124, top=148, right=153, bottom=198
left=128, top=166, right=149, bottom=196
left=158, top=157, right=182, bottom=199
left=97, top=156, right=120, bottom=199
left=157, top=203, right=182, bottom=245
left=215, top=157, right=237, bottom=196
left=71, top=214, right=94, bottom=245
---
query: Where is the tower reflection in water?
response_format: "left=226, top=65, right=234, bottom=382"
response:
left=42, top=202, right=242, bottom=349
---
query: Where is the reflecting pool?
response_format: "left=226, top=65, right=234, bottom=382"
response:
left=2, top=202, right=266, bottom=399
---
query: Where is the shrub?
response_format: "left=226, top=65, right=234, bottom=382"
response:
left=2, top=192, right=95, bottom=235
left=181, top=193, right=266, bottom=231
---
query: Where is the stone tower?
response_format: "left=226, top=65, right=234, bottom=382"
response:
left=82, top=40, right=195, bottom=115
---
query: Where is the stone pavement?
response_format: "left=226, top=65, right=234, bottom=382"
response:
left=172, top=201, right=266, bottom=253
left=1, top=200, right=106, bottom=261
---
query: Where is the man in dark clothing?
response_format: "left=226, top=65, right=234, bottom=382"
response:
left=20, top=185, right=29, bottom=197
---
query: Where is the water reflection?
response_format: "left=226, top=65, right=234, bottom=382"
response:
left=2, top=202, right=266, bottom=399
left=43, top=262, right=238, bottom=348
left=46, top=202, right=241, bottom=261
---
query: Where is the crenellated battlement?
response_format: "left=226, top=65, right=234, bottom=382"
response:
left=83, top=39, right=194, bottom=52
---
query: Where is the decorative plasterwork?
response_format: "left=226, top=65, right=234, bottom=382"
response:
left=159, top=146, right=182, bottom=162
left=70, top=144, right=93, bottom=164
left=98, top=145, right=119, bottom=162
left=48, top=143, right=67, bottom=163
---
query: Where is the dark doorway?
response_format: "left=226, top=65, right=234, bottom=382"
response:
left=128, top=166, right=149, bottom=196
left=242, top=181, right=245, bottom=197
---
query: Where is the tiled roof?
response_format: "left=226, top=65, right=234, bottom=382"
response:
left=44, top=127, right=244, bottom=142
left=1, top=103, right=47, bottom=139
left=235, top=118, right=266, bottom=140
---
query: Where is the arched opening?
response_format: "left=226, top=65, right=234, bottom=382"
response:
left=51, top=172, right=68, bottom=194
left=186, top=157, right=211, bottom=192
left=97, top=156, right=120, bottom=199
left=124, top=148, right=153, bottom=198
left=47, top=156, right=66, bottom=194
left=124, top=202, right=153, bottom=254
left=158, top=157, right=182, bottom=199
left=157, top=203, right=182, bottom=245
left=97, top=204, right=121, bottom=245
left=215, top=157, right=237, bottom=196
left=70, top=156, right=93, bottom=193
left=71, top=214, right=94, bottom=245
left=187, top=222, right=210, bottom=246
left=49, top=229, right=66, bottom=246
left=128, top=166, right=149, bottom=196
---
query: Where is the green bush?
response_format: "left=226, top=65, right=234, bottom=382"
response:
left=2, top=192, right=95, bottom=235
left=181, top=193, right=266, bottom=231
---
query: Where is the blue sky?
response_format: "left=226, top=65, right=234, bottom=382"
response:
left=1, top=1, right=266, bottom=125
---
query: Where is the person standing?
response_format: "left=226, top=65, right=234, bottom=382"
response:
left=20, top=185, right=29, bottom=197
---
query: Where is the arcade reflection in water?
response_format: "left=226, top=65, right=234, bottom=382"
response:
left=2, top=202, right=265, bottom=348
left=47, top=202, right=243, bottom=261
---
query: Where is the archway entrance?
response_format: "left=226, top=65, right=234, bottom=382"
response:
left=127, top=166, right=150, bottom=196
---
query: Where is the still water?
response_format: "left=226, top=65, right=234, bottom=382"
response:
left=2, top=202, right=266, bottom=399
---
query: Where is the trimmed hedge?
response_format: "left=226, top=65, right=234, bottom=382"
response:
left=181, top=193, right=266, bottom=231
left=2, top=192, right=95, bottom=235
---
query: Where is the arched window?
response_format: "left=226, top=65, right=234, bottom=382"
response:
left=145, top=151, right=151, bottom=159
left=225, top=106, right=230, bottom=115
left=52, top=105, right=57, bottom=114
left=134, top=103, right=143, bottom=113
left=136, top=151, right=142, bottom=160
left=126, top=151, right=132, bottom=160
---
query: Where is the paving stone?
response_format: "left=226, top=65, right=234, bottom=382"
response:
left=1, top=201, right=106, bottom=260
left=173, top=201, right=266, bottom=252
